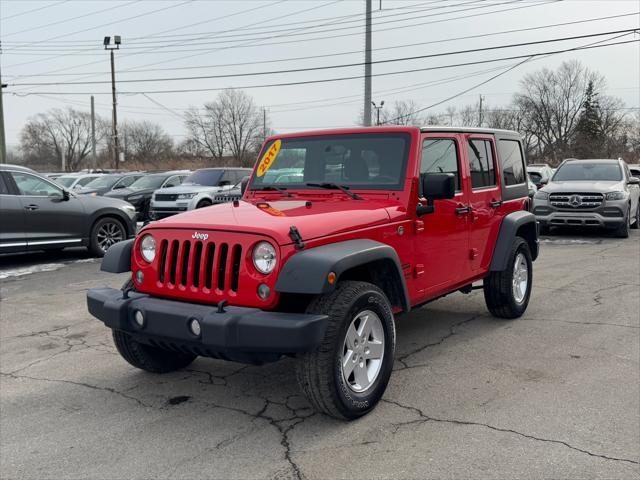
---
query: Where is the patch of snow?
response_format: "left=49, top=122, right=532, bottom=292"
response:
left=0, top=263, right=66, bottom=280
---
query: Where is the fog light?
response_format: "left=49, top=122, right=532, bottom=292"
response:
left=135, top=270, right=144, bottom=284
left=257, top=283, right=271, bottom=299
left=133, top=310, right=145, bottom=327
left=189, top=318, right=201, bottom=337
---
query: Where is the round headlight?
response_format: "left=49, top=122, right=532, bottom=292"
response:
left=253, top=241, right=277, bottom=274
left=140, top=234, right=156, bottom=263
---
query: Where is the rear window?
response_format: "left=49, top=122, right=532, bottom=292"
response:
left=499, top=140, right=526, bottom=186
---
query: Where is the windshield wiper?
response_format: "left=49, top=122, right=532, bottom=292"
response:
left=251, top=185, right=292, bottom=197
left=305, top=182, right=363, bottom=200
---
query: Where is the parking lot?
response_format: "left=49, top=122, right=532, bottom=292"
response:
left=1, top=230, right=638, bottom=479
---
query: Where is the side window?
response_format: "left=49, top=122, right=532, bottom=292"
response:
left=115, top=176, right=137, bottom=188
left=421, top=138, right=460, bottom=191
left=498, top=140, right=526, bottom=186
left=11, top=172, right=63, bottom=196
left=468, top=139, right=496, bottom=189
left=163, top=175, right=182, bottom=188
left=0, top=173, right=10, bottom=194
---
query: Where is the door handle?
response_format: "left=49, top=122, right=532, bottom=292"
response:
left=455, top=205, right=471, bottom=215
left=24, top=204, right=39, bottom=211
left=490, top=199, right=503, bottom=208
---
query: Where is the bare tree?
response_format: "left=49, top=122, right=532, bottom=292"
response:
left=514, top=60, right=604, bottom=163
left=381, top=100, right=424, bottom=126
left=219, top=89, right=263, bottom=167
left=184, top=89, right=265, bottom=167
left=120, top=120, right=173, bottom=167
left=19, top=107, right=103, bottom=171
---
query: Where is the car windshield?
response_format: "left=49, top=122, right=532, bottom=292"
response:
left=82, top=175, right=120, bottom=189
left=129, top=175, right=168, bottom=190
left=55, top=176, right=78, bottom=187
left=183, top=170, right=223, bottom=186
left=553, top=162, right=622, bottom=181
left=249, top=133, right=410, bottom=191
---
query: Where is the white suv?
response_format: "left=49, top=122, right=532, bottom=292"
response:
left=150, top=168, right=251, bottom=220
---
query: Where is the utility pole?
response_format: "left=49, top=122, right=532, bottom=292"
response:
left=0, top=65, right=7, bottom=164
left=90, top=95, right=97, bottom=169
left=363, top=0, right=372, bottom=127
left=104, top=36, right=121, bottom=169
left=478, top=94, right=485, bottom=127
left=372, top=100, right=384, bottom=126
left=263, top=107, right=267, bottom=141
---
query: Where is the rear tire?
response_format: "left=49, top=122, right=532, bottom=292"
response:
left=483, top=237, right=532, bottom=319
left=112, top=330, right=196, bottom=373
left=295, top=281, right=395, bottom=420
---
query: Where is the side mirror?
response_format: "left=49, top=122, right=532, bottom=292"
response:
left=628, top=177, right=640, bottom=185
left=539, top=178, right=549, bottom=186
left=417, top=173, right=455, bottom=216
left=50, top=190, right=70, bottom=202
left=240, top=176, right=250, bottom=195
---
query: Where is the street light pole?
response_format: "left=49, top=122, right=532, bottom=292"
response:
left=372, top=100, right=384, bottom=126
left=363, top=0, right=372, bottom=127
left=104, top=36, right=121, bottom=169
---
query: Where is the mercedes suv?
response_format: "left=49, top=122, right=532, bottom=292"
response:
left=533, top=158, right=640, bottom=237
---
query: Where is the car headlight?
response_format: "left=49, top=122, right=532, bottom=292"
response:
left=177, top=193, right=197, bottom=199
left=253, top=241, right=277, bottom=274
left=534, top=191, right=549, bottom=200
left=90, top=192, right=97, bottom=197
left=120, top=204, right=136, bottom=218
left=605, top=191, right=625, bottom=200
left=140, top=234, right=156, bottom=263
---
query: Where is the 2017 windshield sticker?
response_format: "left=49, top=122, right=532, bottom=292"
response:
left=257, top=140, right=281, bottom=177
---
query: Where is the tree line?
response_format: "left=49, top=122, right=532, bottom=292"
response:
left=13, top=60, right=639, bottom=171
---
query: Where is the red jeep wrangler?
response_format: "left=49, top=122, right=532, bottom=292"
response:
left=88, top=127, right=538, bottom=420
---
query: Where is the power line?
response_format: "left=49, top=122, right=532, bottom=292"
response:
left=10, top=29, right=638, bottom=87
left=4, top=11, right=636, bottom=80
left=11, top=37, right=637, bottom=96
left=0, top=0, right=71, bottom=21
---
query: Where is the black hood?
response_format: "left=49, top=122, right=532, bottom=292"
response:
left=104, top=187, right=154, bottom=200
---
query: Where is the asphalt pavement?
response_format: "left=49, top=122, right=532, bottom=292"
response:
left=1, top=229, right=638, bottom=479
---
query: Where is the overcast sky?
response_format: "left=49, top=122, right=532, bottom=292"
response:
left=1, top=0, right=638, bottom=151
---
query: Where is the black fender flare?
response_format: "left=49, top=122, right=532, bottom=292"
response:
left=490, top=211, right=539, bottom=271
left=275, top=239, right=410, bottom=312
left=101, top=238, right=133, bottom=273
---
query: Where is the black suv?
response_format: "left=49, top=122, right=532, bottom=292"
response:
left=0, top=165, right=137, bottom=256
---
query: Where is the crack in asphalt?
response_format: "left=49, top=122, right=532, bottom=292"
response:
left=522, top=317, right=640, bottom=329
left=0, top=371, right=153, bottom=408
left=395, top=314, right=482, bottom=370
left=383, top=399, right=639, bottom=466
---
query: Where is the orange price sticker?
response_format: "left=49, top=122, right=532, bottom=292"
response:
left=256, top=139, right=281, bottom=177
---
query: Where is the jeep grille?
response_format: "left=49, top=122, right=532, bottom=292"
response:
left=157, top=238, right=242, bottom=292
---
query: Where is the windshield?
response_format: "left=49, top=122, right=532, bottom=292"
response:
left=55, top=176, right=77, bottom=187
left=250, top=133, right=410, bottom=191
left=553, top=162, right=622, bottom=182
left=129, top=175, right=168, bottom=190
left=82, top=175, right=119, bottom=189
left=184, top=169, right=223, bottom=186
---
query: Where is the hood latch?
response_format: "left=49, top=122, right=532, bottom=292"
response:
left=289, top=226, right=305, bottom=250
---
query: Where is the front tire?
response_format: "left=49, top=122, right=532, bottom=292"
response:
left=196, top=199, right=212, bottom=209
left=89, top=217, right=125, bottom=257
left=483, top=237, right=533, bottom=319
left=112, top=330, right=196, bottom=373
left=295, top=281, right=396, bottom=420
left=615, top=206, right=630, bottom=238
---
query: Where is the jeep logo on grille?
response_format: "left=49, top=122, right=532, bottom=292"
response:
left=192, top=232, right=209, bottom=241
left=569, top=194, right=582, bottom=207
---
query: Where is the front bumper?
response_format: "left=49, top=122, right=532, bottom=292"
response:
left=533, top=202, right=626, bottom=228
left=87, top=287, right=328, bottom=363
